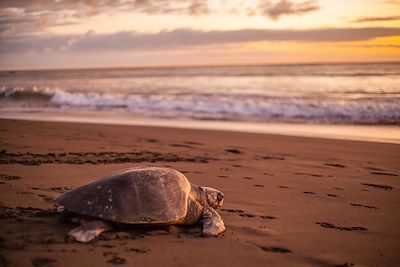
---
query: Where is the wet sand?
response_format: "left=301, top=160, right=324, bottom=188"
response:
left=0, top=118, right=399, bottom=267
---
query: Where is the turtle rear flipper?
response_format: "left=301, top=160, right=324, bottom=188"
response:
left=68, top=221, right=113, bottom=243
left=202, top=207, right=226, bottom=236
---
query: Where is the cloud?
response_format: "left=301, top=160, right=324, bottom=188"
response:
left=0, top=0, right=213, bottom=35
left=0, top=0, right=323, bottom=36
left=258, top=0, right=319, bottom=20
left=380, top=0, right=400, bottom=4
left=2, top=27, right=400, bottom=54
left=352, top=16, right=400, bottom=23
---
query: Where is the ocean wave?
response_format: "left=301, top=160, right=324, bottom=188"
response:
left=1, top=86, right=399, bottom=124
left=0, top=85, right=54, bottom=101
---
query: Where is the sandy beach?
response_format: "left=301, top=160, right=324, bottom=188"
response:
left=0, top=118, right=399, bottom=267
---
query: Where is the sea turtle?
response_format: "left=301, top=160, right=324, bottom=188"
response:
left=56, top=166, right=226, bottom=242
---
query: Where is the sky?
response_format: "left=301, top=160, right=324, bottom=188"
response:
left=0, top=0, right=399, bottom=70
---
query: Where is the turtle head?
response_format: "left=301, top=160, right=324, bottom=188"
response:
left=201, top=187, right=224, bottom=208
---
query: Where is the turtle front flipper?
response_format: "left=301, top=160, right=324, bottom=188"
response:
left=68, top=220, right=113, bottom=243
left=202, top=206, right=226, bottom=236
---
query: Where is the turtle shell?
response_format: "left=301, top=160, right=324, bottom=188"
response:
left=56, top=167, right=192, bottom=224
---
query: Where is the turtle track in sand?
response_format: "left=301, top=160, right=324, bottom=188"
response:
left=0, top=151, right=216, bottom=165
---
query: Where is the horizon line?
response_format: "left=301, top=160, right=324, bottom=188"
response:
left=1, top=60, right=400, bottom=72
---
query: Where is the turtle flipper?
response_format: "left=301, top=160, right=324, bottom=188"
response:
left=202, top=206, right=226, bottom=236
left=68, top=220, right=112, bottom=243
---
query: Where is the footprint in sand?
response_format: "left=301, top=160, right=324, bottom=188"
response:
left=260, top=215, right=276, bottom=220
left=0, top=174, right=21, bottom=181
left=370, top=172, right=398, bottom=177
left=324, top=163, right=346, bottom=168
left=32, top=258, right=57, bottom=267
left=303, top=191, right=316, bottom=195
left=316, top=222, right=367, bottom=232
left=220, top=209, right=245, bottom=213
left=327, top=194, right=338, bottom=198
left=126, top=248, right=149, bottom=253
left=295, top=172, right=324, bottom=178
left=253, top=184, right=264, bottom=188
left=225, top=149, right=243, bottom=154
left=350, top=203, right=377, bottom=209
left=107, top=256, right=127, bottom=265
left=183, top=141, right=203, bottom=146
left=170, top=144, right=193, bottom=148
left=262, top=156, right=285, bottom=160
left=239, top=213, right=256, bottom=218
left=259, top=246, right=291, bottom=254
left=221, top=209, right=276, bottom=220
left=361, top=183, right=393, bottom=191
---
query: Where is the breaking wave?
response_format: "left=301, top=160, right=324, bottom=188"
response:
left=1, top=85, right=399, bottom=124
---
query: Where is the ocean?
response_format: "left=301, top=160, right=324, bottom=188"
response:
left=1, top=63, right=399, bottom=142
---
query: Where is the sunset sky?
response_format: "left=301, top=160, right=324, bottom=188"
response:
left=1, top=0, right=399, bottom=70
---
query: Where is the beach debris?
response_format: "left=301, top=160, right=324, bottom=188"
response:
left=56, top=167, right=226, bottom=242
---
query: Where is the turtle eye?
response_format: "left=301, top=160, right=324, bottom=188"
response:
left=217, top=193, right=224, bottom=201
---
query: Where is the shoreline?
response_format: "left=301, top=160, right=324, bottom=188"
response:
left=1, top=112, right=399, bottom=144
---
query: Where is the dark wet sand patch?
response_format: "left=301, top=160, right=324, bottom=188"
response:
left=316, top=222, right=367, bottom=232
left=361, top=183, right=393, bottom=191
